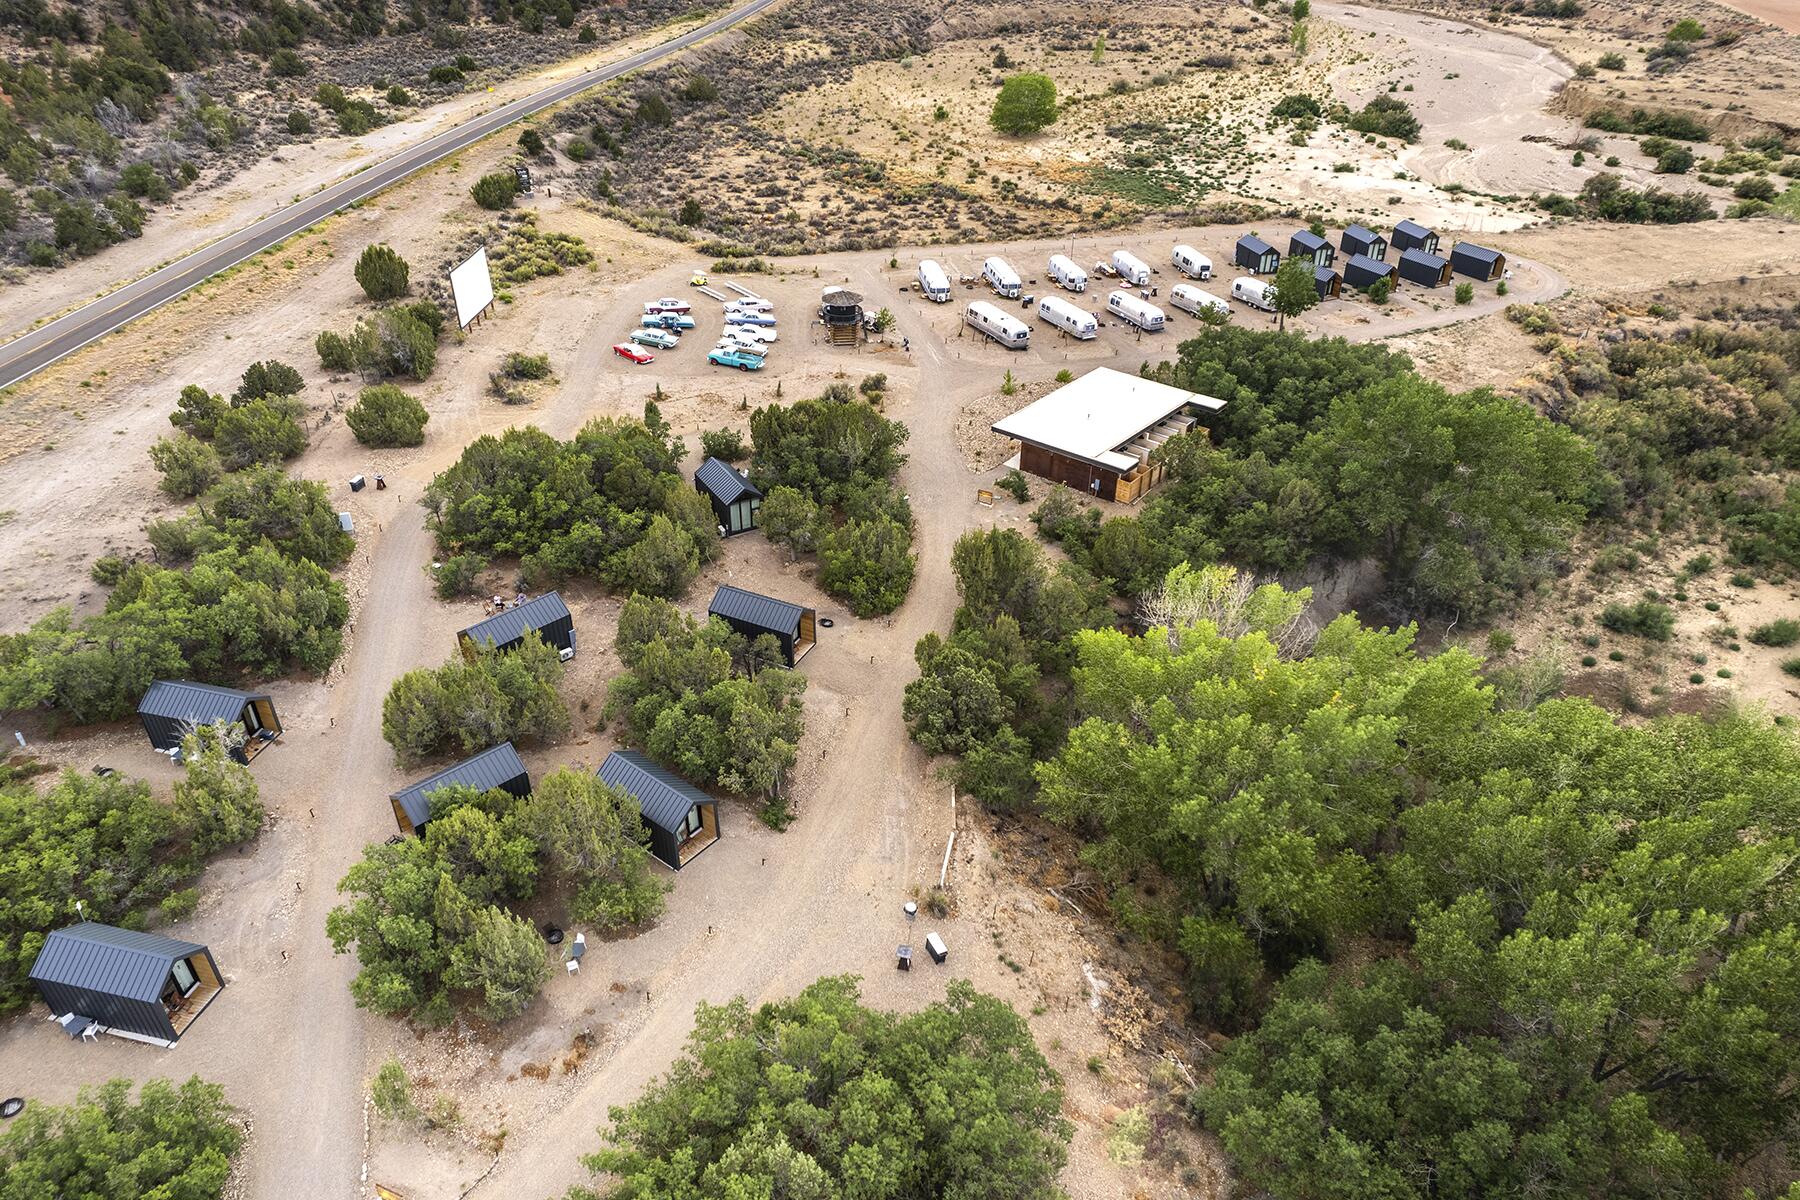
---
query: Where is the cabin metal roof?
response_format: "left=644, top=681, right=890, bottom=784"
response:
left=459, top=592, right=570, bottom=649
left=391, top=742, right=528, bottom=828
left=1236, top=234, right=1275, bottom=255
left=1343, top=224, right=1382, bottom=245
left=1400, top=247, right=1447, bottom=269
left=709, top=585, right=808, bottom=637
left=136, top=680, right=261, bottom=725
left=597, top=749, right=714, bottom=832
left=1344, top=253, right=1394, bottom=281
left=1451, top=242, right=1503, bottom=267
left=29, top=922, right=207, bottom=1003
left=695, top=457, right=762, bottom=506
left=1290, top=230, right=1328, bottom=253
left=1394, top=219, right=1435, bottom=240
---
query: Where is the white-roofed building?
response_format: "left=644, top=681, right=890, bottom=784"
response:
left=990, top=367, right=1225, bottom=504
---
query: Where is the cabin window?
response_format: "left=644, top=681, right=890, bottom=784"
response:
left=681, top=806, right=704, bottom=839
left=171, top=957, right=199, bottom=997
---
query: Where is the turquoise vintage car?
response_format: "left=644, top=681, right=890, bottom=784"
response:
left=707, top=348, right=764, bottom=371
left=629, top=328, right=680, bottom=350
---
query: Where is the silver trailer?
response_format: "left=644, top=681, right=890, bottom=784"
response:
left=966, top=300, right=1030, bottom=348
left=1036, top=295, right=1098, bottom=339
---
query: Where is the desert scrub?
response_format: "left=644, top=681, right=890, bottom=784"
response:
left=1600, top=600, right=1675, bottom=641
left=1749, top=619, right=1800, bottom=647
left=489, top=217, right=594, bottom=284
left=502, top=352, right=552, bottom=381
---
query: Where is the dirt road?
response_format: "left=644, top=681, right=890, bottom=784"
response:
left=1716, top=0, right=1800, bottom=33
left=1313, top=2, right=1672, bottom=199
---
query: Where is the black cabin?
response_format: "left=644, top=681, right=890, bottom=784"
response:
left=29, top=922, right=223, bottom=1047
left=1341, top=224, right=1387, bottom=262
left=1343, top=253, right=1397, bottom=290
left=1313, top=267, right=1342, bottom=300
left=137, top=680, right=280, bottom=763
left=597, top=750, right=719, bottom=870
left=458, top=592, right=575, bottom=658
left=708, top=585, right=817, bottom=667
left=1234, top=235, right=1280, bottom=275
left=1289, top=230, right=1335, bottom=269
left=1391, top=219, right=1440, bottom=255
left=695, top=457, right=763, bottom=536
left=1450, top=242, right=1506, bottom=281
left=390, top=742, right=531, bottom=836
left=1398, top=248, right=1452, bottom=288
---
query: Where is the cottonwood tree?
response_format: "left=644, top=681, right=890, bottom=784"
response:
left=573, top=976, right=1069, bottom=1198
left=991, top=73, right=1057, bottom=135
left=0, top=1077, right=242, bottom=1200
left=1269, top=253, right=1318, bottom=330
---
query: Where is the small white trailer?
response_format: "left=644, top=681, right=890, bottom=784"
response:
left=1047, top=254, right=1088, bottom=293
left=1036, top=295, right=1098, bottom=339
left=1171, top=244, right=1212, bottom=280
left=1231, top=276, right=1277, bottom=312
left=1107, top=290, right=1165, bottom=331
left=982, top=256, right=1023, bottom=299
left=1169, top=283, right=1229, bottom=319
left=917, top=259, right=952, bottom=303
left=966, top=300, right=1030, bottom=348
left=1111, top=250, right=1152, bottom=287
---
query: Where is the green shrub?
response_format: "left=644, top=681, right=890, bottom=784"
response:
left=471, top=171, right=519, bottom=210
left=382, top=633, right=569, bottom=762
left=502, top=351, right=552, bottom=380
left=1599, top=599, right=1676, bottom=640
left=386, top=85, right=411, bottom=106
left=998, top=469, right=1032, bottom=503
left=518, top=128, right=546, bottom=157
left=1346, top=94, right=1420, bottom=142
left=355, top=243, right=410, bottom=301
left=433, top=553, right=487, bottom=599
left=700, top=428, right=749, bottom=461
left=149, top=434, right=224, bottom=497
left=1748, top=619, right=1800, bottom=647
left=346, top=384, right=429, bottom=447
left=1455, top=282, right=1474, bottom=305
left=287, top=109, right=312, bottom=134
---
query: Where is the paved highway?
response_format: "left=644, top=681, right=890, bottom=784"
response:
left=0, top=0, right=779, bottom=391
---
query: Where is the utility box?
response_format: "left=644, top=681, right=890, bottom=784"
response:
left=925, top=932, right=947, bottom=964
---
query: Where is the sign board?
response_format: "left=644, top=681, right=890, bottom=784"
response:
left=449, top=246, right=495, bottom=331
left=513, top=164, right=533, bottom=194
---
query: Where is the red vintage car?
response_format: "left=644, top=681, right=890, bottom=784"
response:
left=612, top=342, right=655, bottom=364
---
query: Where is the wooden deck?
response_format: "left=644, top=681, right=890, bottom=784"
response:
left=168, top=984, right=220, bottom=1038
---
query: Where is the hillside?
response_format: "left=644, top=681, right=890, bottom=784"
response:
left=0, top=0, right=716, bottom=274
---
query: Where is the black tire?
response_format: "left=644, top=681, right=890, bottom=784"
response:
left=738, top=363, right=749, bottom=371
left=1, top=1098, right=23, bottom=1120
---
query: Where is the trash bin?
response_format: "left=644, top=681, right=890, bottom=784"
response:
left=896, top=944, right=912, bottom=971
left=349, top=474, right=366, bottom=492
left=925, top=932, right=947, bottom=964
